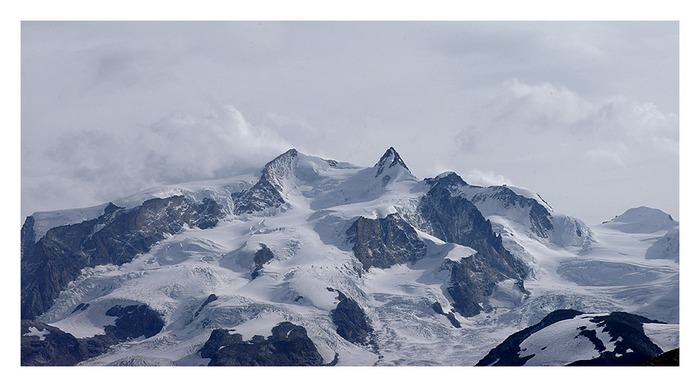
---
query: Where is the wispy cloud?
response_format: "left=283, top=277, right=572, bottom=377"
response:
left=23, top=104, right=292, bottom=216
left=465, top=169, right=514, bottom=187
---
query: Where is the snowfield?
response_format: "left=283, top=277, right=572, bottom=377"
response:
left=26, top=149, right=679, bottom=366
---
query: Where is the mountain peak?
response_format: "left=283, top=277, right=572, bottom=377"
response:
left=259, top=149, right=300, bottom=192
left=602, top=206, right=678, bottom=233
left=374, top=147, right=410, bottom=177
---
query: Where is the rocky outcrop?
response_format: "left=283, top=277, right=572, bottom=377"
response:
left=194, top=294, right=219, bottom=318
left=476, top=309, right=669, bottom=366
left=430, top=302, right=461, bottom=328
left=21, top=215, right=37, bottom=257
left=413, top=177, right=529, bottom=317
left=568, top=312, right=666, bottom=366
left=104, top=304, right=165, bottom=341
left=346, top=214, right=427, bottom=271
left=199, top=321, right=325, bottom=366
left=446, top=251, right=528, bottom=318
left=251, top=244, right=274, bottom=279
left=476, top=309, right=583, bottom=366
left=329, top=289, right=374, bottom=346
left=232, top=177, right=286, bottom=215
left=22, top=320, right=94, bottom=366
left=232, top=149, right=297, bottom=215
left=21, top=303, right=164, bottom=366
left=639, top=348, right=679, bottom=366
left=21, top=196, right=224, bottom=320
left=469, top=185, right=554, bottom=238
left=415, top=180, right=500, bottom=250
left=374, top=147, right=410, bottom=177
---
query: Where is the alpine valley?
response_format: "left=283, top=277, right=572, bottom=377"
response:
left=20, top=148, right=679, bottom=366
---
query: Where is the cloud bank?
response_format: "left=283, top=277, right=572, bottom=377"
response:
left=22, top=105, right=293, bottom=217
left=21, top=22, right=679, bottom=225
left=446, top=79, right=678, bottom=220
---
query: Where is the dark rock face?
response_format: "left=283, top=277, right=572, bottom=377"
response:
left=251, top=244, right=274, bottom=279
left=200, top=321, right=325, bottom=366
left=416, top=181, right=500, bottom=250
left=476, top=310, right=669, bottom=366
left=374, top=147, right=410, bottom=177
left=21, top=215, right=37, bottom=258
left=430, top=302, right=461, bottom=328
left=21, top=303, right=163, bottom=366
left=232, top=149, right=297, bottom=215
left=414, top=178, right=528, bottom=317
left=477, top=309, right=583, bottom=366
left=104, top=304, right=165, bottom=341
left=194, top=294, right=218, bottom=318
left=470, top=186, right=553, bottom=238
left=426, top=172, right=555, bottom=239
left=195, top=198, right=224, bottom=229
left=21, top=196, right=224, bottom=320
left=638, top=348, right=679, bottom=366
left=569, top=312, right=665, bottom=366
left=446, top=252, right=527, bottom=318
left=329, top=289, right=374, bottom=345
left=346, top=214, right=427, bottom=271
left=232, top=177, right=286, bottom=214
left=22, top=320, right=87, bottom=366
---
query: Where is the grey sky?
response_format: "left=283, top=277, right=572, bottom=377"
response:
left=21, top=21, right=679, bottom=225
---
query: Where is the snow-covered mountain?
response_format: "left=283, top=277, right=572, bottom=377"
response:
left=20, top=148, right=679, bottom=366
left=602, top=206, right=678, bottom=233
left=477, top=309, right=678, bottom=366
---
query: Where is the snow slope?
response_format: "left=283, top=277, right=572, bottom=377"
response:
left=24, top=148, right=679, bottom=366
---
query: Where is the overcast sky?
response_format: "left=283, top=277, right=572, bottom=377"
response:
left=20, top=20, right=679, bottom=225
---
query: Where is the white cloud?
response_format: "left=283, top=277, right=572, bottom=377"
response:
left=22, top=105, right=292, bottom=218
left=458, top=79, right=678, bottom=163
left=464, top=169, right=514, bottom=187
left=584, top=142, right=629, bottom=167
left=446, top=78, right=678, bottom=223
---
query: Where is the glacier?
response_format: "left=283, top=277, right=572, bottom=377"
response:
left=20, top=148, right=679, bottom=366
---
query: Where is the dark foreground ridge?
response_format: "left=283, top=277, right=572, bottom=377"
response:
left=476, top=309, right=673, bottom=366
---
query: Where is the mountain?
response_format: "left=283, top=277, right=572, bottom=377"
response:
left=476, top=309, right=678, bottom=366
left=20, top=148, right=679, bottom=366
left=645, top=229, right=680, bottom=262
left=602, top=206, right=678, bottom=233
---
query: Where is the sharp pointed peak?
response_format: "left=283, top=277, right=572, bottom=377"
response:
left=378, top=146, right=401, bottom=160
left=259, top=148, right=301, bottom=187
left=374, top=147, right=410, bottom=176
left=263, top=148, right=299, bottom=167
left=270, top=148, right=298, bottom=160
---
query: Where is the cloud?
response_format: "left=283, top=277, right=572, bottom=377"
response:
left=445, top=78, right=678, bottom=223
left=136, top=105, right=292, bottom=180
left=22, top=105, right=292, bottom=217
left=456, top=79, right=678, bottom=167
left=585, top=142, right=629, bottom=167
left=464, top=169, right=514, bottom=187
left=20, top=22, right=678, bottom=225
